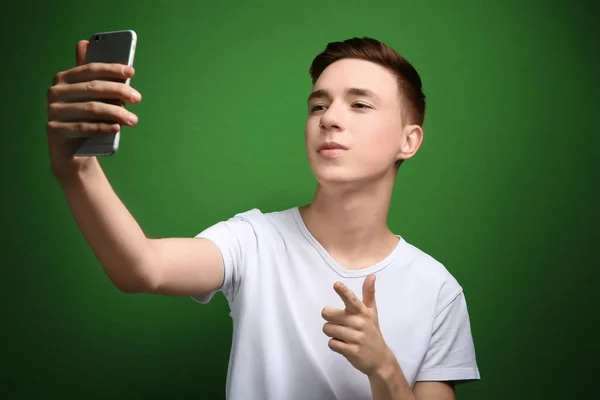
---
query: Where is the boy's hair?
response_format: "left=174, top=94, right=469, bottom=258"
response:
left=309, top=37, right=426, bottom=127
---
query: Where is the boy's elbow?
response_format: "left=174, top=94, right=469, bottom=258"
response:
left=112, top=262, right=160, bottom=294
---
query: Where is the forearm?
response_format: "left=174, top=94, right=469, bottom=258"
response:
left=58, top=158, right=157, bottom=292
left=369, top=352, right=415, bottom=400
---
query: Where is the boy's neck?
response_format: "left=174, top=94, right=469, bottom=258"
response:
left=299, top=175, right=400, bottom=270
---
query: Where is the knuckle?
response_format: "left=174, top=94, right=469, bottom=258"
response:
left=106, top=123, right=120, bottom=133
left=46, top=121, right=58, bottom=133
left=354, top=318, right=366, bottom=330
left=46, top=87, right=54, bottom=102
left=46, top=102, right=59, bottom=117
left=85, top=102, right=97, bottom=113
left=46, top=85, right=60, bottom=103
left=98, top=123, right=110, bottom=133
left=75, top=122, right=90, bottom=133
left=86, top=80, right=97, bottom=92
left=355, top=332, right=365, bottom=343
left=87, top=63, right=101, bottom=76
left=52, top=72, right=62, bottom=86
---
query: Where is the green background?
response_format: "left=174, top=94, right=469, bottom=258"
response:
left=2, top=0, right=598, bottom=398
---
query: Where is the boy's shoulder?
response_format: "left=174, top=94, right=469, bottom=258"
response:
left=400, top=240, right=464, bottom=310
left=223, top=206, right=293, bottom=221
left=220, top=206, right=298, bottom=231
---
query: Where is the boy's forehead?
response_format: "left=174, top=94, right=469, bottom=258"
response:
left=313, top=59, right=397, bottom=97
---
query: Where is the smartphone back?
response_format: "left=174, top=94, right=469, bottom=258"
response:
left=75, top=30, right=137, bottom=156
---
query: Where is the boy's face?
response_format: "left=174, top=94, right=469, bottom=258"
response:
left=305, top=58, right=418, bottom=186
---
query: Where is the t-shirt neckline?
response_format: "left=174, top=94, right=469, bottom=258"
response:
left=291, top=206, right=406, bottom=278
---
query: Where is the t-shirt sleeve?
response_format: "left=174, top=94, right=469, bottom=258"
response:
left=189, top=209, right=259, bottom=306
left=415, top=289, right=481, bottom=384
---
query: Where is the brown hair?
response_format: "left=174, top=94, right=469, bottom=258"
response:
left=309, top=37, right=426, bottom=127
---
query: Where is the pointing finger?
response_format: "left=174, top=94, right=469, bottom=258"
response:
left=334, top=282, right=366, bottom=314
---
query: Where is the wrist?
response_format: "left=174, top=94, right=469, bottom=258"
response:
left=370, top=348, right=399, bottom=380
left=55, top=157, right=101, bottom=189
left=368, top=350, right=415, bottom=400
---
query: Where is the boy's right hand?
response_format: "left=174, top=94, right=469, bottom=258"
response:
left=46, top=40, right=142, bottom=181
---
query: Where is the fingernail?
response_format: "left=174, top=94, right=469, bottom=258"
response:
left=124, top=66, right=134, bottom=76
left=131, top=90, right=141, bottom=102
left=128, top=113, right=138, bottom=125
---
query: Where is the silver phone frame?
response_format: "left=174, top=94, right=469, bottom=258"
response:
left=74, top=29, right=137, bottom=157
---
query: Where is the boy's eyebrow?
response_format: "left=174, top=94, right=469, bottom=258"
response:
left=307, top=87, right=381, bottom=103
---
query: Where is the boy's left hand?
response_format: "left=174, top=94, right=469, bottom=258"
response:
left=321, top=274, right=396, bottom=376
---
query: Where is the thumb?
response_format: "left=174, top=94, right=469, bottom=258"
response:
left=362, top=274, right=377, bottom=309
left=76, top=40, right=89, bottom=66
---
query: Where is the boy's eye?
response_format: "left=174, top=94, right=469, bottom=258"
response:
left=309, top=103, right=371, bottom=112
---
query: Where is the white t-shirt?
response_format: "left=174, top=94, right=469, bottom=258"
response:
left=192, top=207, right=480, bottom=399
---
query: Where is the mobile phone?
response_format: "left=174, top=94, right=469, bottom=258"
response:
left=74, top=29, right=137, bottom=157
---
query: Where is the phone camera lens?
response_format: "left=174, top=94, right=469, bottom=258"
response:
left=95, top=35, right=100, bottom=42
